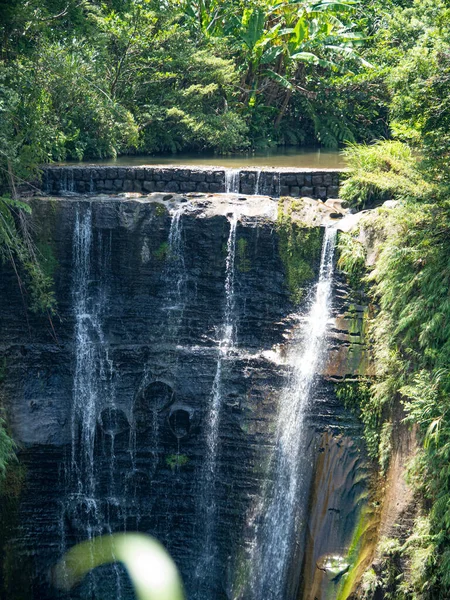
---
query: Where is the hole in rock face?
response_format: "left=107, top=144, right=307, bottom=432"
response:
left=168, top=406, right=193, bottom=439
left=99, top=407, right=130, bottom=436
left=134, top=381, right=175, bottom=432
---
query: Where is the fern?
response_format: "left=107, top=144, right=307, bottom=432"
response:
left=339, top=141, right=436, bottom=207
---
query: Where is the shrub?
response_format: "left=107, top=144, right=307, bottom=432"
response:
left=340, top=141, right=434, bottom=208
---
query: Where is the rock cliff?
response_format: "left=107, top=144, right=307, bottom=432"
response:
left=0, top=191, right=370, bottom=600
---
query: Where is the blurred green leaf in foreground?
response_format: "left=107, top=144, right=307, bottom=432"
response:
left=52, top=533, right=185, bottom=600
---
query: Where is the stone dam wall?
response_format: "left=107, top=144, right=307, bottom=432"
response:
left=42, top=166, right=343, bottom=199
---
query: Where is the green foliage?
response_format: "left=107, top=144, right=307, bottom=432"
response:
left=165, top=454, right=189, bottom=470
left=337, top=231, right=366, bottom=288
left=154, top=204, right=168, bottom=218
left=35, top=239, right=58, bottom=280
left=0, top=418, right=15, bottom=484
left=0, top=0, right=375, bottom=163
left=358, top=194, right=450, bottom=597
left=365, top=516, right=436, bottom=600
left=53, top=533, right=185, bottom=600
left=340, top=141, right=433, bottom=208
left=0, top=196, right=55, bottom=314
left=236, top=237, right=251, bottom=273
left=153, top=241, right=169, bottom=262
left=276, top=200, right=323, bottom=303
left=336, top=378, right=383, bottom=462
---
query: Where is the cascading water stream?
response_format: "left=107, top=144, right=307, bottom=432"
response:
left=225, top=169, right=240, bottom=194
left=246, top=226, right=337, bottom=600
left=164, top=207, right=187, bottom=338
left=255, top=170, right=262, bottom=195
left=71, top=205, right=107, bottom=498
left=195, top=213, right=238, bottom=592
left=64, top=204, right=126, bottom=598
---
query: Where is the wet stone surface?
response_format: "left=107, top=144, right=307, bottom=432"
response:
left=0, top=194, right=368, bottom=600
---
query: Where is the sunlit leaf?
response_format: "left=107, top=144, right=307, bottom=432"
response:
left=52, top=533, right=185, bottom=600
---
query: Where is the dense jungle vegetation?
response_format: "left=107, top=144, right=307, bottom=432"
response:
left=1, top=0, right=450, bottom=598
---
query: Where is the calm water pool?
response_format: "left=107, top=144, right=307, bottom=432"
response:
left=59, top=148, right=347, bottom=169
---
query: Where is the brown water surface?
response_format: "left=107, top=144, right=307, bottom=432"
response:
left=59, top=147, right=346, bottom=169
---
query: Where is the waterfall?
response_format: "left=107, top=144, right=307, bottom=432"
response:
left=64, top=204, right=126, bottom=597
left=71, top=204, right=106, bottom=495
left=195, top=214, right=238, bottom=592
left=255, top=170, right=262, bottom=195
left=164, top=208, right=187, bottom=338
left=246, top=227, right=337, bottom=600
left=61, top=168, right=75, bottom=194
left=225, top=169, right=240, bottom=194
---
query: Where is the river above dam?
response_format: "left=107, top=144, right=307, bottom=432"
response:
left=57, top=147, right=346, bottom=169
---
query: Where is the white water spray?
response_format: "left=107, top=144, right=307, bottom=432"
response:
left=255, top=170, right=262, bottom=195
left=246, top=227, right=337, bottom=600
left=225, top=169, right=240, bottom=194
left=67, top=204, right=125, bottom=597
left=195, top=213, right=238, bottom=591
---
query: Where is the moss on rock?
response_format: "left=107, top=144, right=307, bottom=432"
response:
left=276, top=199, right=323, bottom=303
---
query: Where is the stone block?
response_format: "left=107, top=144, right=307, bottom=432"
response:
left=196, top=182, right=209, bottom=193
left=77, top=181, right=86, bottom=193
left=165, top=181, right=180, bottom=192
left=117, top=168, right=127, bottom=179
left=123, top=180, right=134, bottom=192
left=281, top=174, right=298, bottom=186
left=304, top=174, right=312, bottom=185
left=209, top=183, right=221, bottom=193
left=301, top=186, right=314, bottom=197
left=280, top=186, right=290, bottom=196
left=180, top=182, right=194, bottom=192
left=104, top=180, right=114, bottom=191
left=328, top=186, right=340, bottom=198
left=73, top=169, right=83, bottom=180
left=296, top=174, right=305, bottom=186
left=316, top=186, right=327, bottom=199
left=155, top=181, right=166, bottom=191
left=241, top=184, right=254, bottom=195
left=161, top=169, right=173, bottom=182
left=290, top=186, right=300, bottom=197
left=113, top=179, right=124, bottom=191
left=125, top=168, right=136, bottom=180
left=213, top=171, right=223, bottom=182
left=205, top=171, right=215, bottom=183
left=312, top=174, right=323, bottom=186
left=143, top=181, right=155, bottom=193
left=133, top=180, right=143, bottom=192
left=135, top=169, right=145, bottom=180
left=190, top=171, right=206, bottom=182
left=323, top=173, right=333, bottom=186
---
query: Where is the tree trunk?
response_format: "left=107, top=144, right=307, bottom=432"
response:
left=274, top=88, right=292, bottom=129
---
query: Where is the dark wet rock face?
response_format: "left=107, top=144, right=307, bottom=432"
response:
left=0, top=196, right=368, bottom=600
